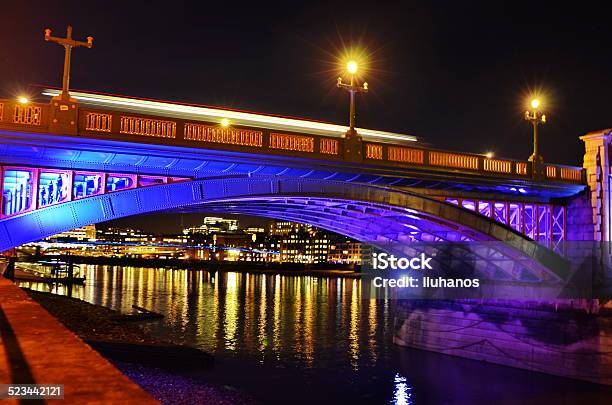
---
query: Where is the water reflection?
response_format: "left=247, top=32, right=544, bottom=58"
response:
left=19, top=266, right=606, bottom=404
left=19, top=266, right=388, bottom=370
left=392, top=373, right=413, bottom=405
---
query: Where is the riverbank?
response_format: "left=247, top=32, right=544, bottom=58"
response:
left=17, top=254, right=364, bottom=278
left=24, top=289, right=254, bottom=404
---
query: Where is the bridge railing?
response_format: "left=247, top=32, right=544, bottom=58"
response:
left=76, top=105, right=346, bottom=161
left=362, top=140, right=585, bottom=183
left=0, top=98, right=586, bottom=185
left=0, top=99, right=51, bottom=133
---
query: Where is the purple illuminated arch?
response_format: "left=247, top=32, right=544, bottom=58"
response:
left=0, top=175, right=568, bottom=281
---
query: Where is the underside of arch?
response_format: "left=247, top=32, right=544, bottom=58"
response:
left=0, top=175, right=568, bottom=282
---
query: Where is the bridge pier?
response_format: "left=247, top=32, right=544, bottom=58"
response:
left=393, top=299, right=612, bottom=385
left=580, top=129, right=612, bottom=243
left=394, top=129, right=612, bottom=385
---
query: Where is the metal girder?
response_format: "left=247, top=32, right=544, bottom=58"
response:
left=0, top=175, right=569, bottom=282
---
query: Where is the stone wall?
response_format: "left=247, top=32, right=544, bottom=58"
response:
left=394, top=299, right=612, bottom=385
left=579, top=129, right=612, bottom=242
left=566, top=192, right=597, bottom=241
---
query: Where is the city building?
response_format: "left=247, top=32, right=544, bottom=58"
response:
left=269, top=221, right=337, bottom=263
left=278, top=231, right=309, bottom=263
left=97, top=227, right=153, bottom=243
left=269, top=221, right=312, bottom=236
left=305, top=234, right=332, bottom=263
left=328, top=242, right=363, bottom=264
left=245, top=227, right=265, bottom=242
left=47, top=225, right=97, bottom=241
left=183, top=216, right=239, bottom=235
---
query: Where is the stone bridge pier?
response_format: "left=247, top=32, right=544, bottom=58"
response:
left=568, top=129, right=612, bottom=293
left=393, top=129, right=612, bottom=386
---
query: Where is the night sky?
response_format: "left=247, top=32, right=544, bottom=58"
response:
left=1, top=1, right=610, bottom=232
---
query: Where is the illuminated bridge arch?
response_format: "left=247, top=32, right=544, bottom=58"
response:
left=0, top=175, right=567, bottom=281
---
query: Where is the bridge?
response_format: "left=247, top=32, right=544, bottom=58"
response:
left=0, top=88, right=586, bottom=244
left=0, top=88, right=591, bottom=278
left=2, top=86, right=611, bottom=385
left=0, top=87, right=597, bottom=281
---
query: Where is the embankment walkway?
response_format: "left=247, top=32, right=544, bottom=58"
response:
left=0, top=274, right=157, bottom=404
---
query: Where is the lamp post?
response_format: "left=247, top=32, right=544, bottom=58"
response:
left=44, top=25, right=94, bottom=102
left=525, top=98, right=546, bottom=178
left=337, top=60, right=368, bottom=137
left=525, top=99, right=547, bottom=162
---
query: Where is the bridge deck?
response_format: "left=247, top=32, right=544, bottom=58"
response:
left=0, top=92, right=585, bottom=190
left=0, top=274, right=157, bottom=404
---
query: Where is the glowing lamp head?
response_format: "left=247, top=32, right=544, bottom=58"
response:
left=220, top=118, right=230, bottom=128
left=346, top=60, right=358, bottom=74
left=17, top=96, right=29, bottom=104
left=485, top=152, right=494, bottom=159
left=530, top=99, right=540, bottom=110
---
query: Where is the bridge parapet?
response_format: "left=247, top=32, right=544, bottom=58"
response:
left=0, top=99, right=50, bottom=131
left=363, top=141, right=584, bottom=183
left=0, top=97, right=586, bottom=187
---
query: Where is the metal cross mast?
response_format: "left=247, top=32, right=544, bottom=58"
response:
left=44, top=25, right=94, bottom=102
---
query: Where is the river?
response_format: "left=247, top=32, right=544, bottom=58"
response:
left=17, top=265, right=612, bottom=404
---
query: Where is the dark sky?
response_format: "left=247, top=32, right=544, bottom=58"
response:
left=1, top=1, right=611, bottom=232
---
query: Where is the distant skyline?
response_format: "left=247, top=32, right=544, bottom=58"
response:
left=102, top=213, right=272, bottom=234
left=3, top=1, right=610, bottom=231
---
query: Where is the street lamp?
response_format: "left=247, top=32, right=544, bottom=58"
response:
left=524, top=98, right=546, bottom=164
left=337, top=60, right=368, bottom=137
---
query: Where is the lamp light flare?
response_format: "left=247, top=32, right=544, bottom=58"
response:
left=17, top=96, right=29, bottom=104
left=485, top=152, right=494, bottom=159
left=347, top=60, right=358, bottom=74
left=220, top=118, right=230, bottom=127
left=524, top=94, right=547, bottom=165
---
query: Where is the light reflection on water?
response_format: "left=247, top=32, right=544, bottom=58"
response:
left=19, top=265, right=610, bottom=404
left=392, top=373, right=413, bottom=405
left=18, top=266, right=391, bottom=369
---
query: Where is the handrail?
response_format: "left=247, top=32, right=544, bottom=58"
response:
left=0, top=99, right=49, bottom=131
left=0, top=98, right=586, bottom=185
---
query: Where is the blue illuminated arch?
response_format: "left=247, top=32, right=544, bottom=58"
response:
left=0, top=175, right=567, bottom=281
